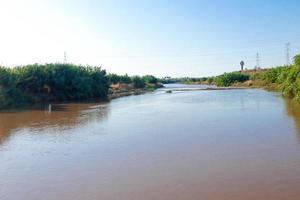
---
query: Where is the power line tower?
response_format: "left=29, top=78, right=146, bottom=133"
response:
left=64, top=51, right=67, bottom=63
left=286, top=42, right=290, bottom=66
left=256, top=53, right=260, bottom=70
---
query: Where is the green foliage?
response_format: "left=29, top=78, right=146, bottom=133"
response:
left=108, top=73, right=133, bottom=84
left=0, top=67, right=34, bottom=109
left=280, top=66, right=300, bottom=99
left=214, top=72, right=249, bottom=87
left=0, top=67, right=13, bottom=87
left=142, top=75, right=157, bottom=84
left=248, top=54, right=300, bottom=101
left=119, top=74, right=132, bottom=84
left=262, top=67, right=289, bottom=84
left=108, top=73, right=160, bottom=87
left=263, top=68, right=278, bottom=83
left=207, top=77, right=214, bottom=84
left=108, top=73, right=120, bottom=84
left=200, top=77, right=207, bottom=82
left=132, top=76, right=145, bottom=88
left=294, top=55, right=300, bottom=67
left=0, top=64, right=109, bottom=109
left=250, top=72, right=263, bottom=81
left=0, top=63, right=160, bottom=109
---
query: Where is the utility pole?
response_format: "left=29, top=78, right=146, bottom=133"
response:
left=256, top=52, right=260, bottom=70
left=286, top=42, right=290, bottom=66
left=64, top=51, right=67, bottom=63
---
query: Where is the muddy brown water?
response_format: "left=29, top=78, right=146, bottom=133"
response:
left=0, top=85, right=300, bottom=200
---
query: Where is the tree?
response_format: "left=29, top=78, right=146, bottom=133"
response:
left=119, top=74, right=132, bottom=84
left=294, top=55, right=300, bottom=67
left=108, top=73, right=120, bottom=84
left=143, top=75, right=157, bottom=84
left=132, top=76, right=145, bottom=88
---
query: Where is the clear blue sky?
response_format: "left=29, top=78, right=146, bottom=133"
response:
left=0, top=0, right=300, bottom=77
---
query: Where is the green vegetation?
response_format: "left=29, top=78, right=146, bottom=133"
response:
left=142, top=75, right=158, bottom=84
left=250, top=55, right=300, bottom=100
left=0, top=64, right=109, bottom=109
left=0, top=67, right=32, bottom=108
left=108, top=73, right=132, bottom=84
left=0, top=64, right=160, bottom=109
left=214, top=72, right=250, bottom=87
left=132, top=76, right=146, bottom=88
left=108, top=74, right=158, bottom=87
left=159, top=54, right=300, bottom=101
left=212, top=54, right=300, bottom=101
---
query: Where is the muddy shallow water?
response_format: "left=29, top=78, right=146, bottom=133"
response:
left=0, top=86, right=300, bottom=200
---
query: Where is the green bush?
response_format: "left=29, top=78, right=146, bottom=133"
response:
left=0, top=64, right=109, bottom=109
left=257, top=55, right=300, bottom=100
left=263, top=69, right=278, bottom=83
left=262, top=67, right=289, bottom=84
left=207, top=77, right=214, bottom=84
left=294, top=55, right=300, bottom=67
left=142, top=75, right=158, bottom=84
left=280, top=66, right=300, bottom=98
left=108, top=73, right=120, bottom=84
left=120, top=74, right=132, bottom=84
left=132, top=76, right=145, bottom=88
left=214, top=72, right=249, bottom=87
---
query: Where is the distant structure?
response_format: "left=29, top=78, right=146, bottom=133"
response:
left=256, top=53, right=260, bottom=70
left=286, top=42, right=290, bottom=66
left=240, top=61, right=245, bottom=71
left=64, top=51, right=67, bottom=63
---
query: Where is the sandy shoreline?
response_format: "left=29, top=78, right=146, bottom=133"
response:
left=161, top=86, right=250, bottom=92
left=108, top=89, right=148, bottom=99
left=108, top=85, right=251, bottom=99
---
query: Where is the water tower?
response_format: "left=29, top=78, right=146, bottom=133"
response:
left=240, top=61, right=244, bottom=71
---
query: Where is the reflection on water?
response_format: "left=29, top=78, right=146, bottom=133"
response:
left=0, top=87, right=300, bottom=200
left=0, top=103, right=109, bottom=145
left=284, top=98, right=300, bottom=141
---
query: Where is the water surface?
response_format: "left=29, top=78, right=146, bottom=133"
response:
left=1, top=86, right=300, bottom=200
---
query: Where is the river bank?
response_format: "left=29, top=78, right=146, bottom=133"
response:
left=177, top=54, right=300, bottom=101
left=109, top=83, right=163, bottom=99
left=0, top=64, right=162, bottom=110
left=161, top=86, right=249, bottom=92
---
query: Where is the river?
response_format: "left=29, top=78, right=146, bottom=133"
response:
left=0, top=85, right=300, bottom=200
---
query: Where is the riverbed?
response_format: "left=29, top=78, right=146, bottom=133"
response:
left=0, top=85, right=300, bottom=200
